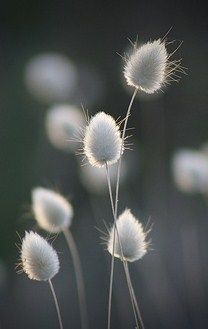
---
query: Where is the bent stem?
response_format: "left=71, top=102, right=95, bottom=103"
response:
left=105, top=163, right=140, bottom=329
left=63, top=229, right=88, bottom=329
left=48, top=279, right=64, bottom=329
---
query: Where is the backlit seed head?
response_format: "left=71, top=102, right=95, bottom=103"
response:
left=107, top=209, right=148, bottom=262
left=124, top=39, right=184, bottom=94
left=20, top=231, right=60, bottom=281
left=83, top=112, right=122, bottom=167
left=32, top=187, right=73, bottom=233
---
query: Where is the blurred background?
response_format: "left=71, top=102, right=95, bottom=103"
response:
left=0, top=0, right=208, bottom=328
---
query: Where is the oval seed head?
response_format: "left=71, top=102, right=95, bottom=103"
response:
left=21, top=231, right=60, bottom=281
left=24, top=53, right=77, bottom=103
left=83, top=112, right=122, bottom=167
left=46, top=104, right=85, bottom=152
left=172, top=149, right=208, bottom=193
left=124, top=39, right=182, bottom=94
left=32, top=187, right=73, bottom=233
left=107, top=209, right=148, bottom=262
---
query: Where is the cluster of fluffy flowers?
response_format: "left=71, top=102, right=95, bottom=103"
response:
left=17, top=33, right=184, bottom=329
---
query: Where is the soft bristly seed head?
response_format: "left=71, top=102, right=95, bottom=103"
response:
left=172, top=149, right=208, bottom=193
left=124, top=39, right=184, bottom=94
left=32, top=187, right=73, bottom=233
left=20, top=231, right=60, bottom=281
left=107, top=209, right=148, bottom=262
left=83, top=112, right=122, bottom=167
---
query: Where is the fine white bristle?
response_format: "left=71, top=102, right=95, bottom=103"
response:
left=83, top=112, right=122, bottom=167
left=172, top=149, right=208, bottom=193
left=46, top=104, right=85, bottom=152
left=107, top=209, right=148, bottom=262
left=21, top=231, right=60, bottom=281
left=124, top=39, right=183, bottom=94
left=32, top=187, right=73, bottom=233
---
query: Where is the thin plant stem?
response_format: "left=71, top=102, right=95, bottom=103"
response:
left=123, top=261, right=140, bottom=329
left=48, top=279, right=64, bottom=329
left=125, top=262, right=145, bottom=329
left=105, top=163, right=140, bottom=329
left=63, top=229, right=88, bottom=329
left=107, top=87, right=145, bottom=329
left=114, top=87, right=138, bottom=219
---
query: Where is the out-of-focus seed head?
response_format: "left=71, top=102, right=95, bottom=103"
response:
left=20, top=231, right=60, bottom=281
left=83, top=112, right=122, bottom=168
left=107, top=209, right=149, bottom=262
left=32, top=187, right=73, bottom=233
left=46, top=104, right=85, bottom=152
left=172, top=149, right=208, bottom=193
left=24, top=53, right=77, bottom=103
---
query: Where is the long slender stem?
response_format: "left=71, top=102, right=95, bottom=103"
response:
left=105, top=163, right=140, bottom=329
left=63, top=229, right=88, bottom=329
left=106, top=88, right=145, bottom=329
left=123, top=261, right=140, bottom=329
left=125, top=262, right=145, bottom=329
left=114, top=88, right=138, bottom=219
left=48, top=279, right=64, bottom=329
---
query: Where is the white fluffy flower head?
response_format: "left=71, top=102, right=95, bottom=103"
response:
left=20, top=231, right=60, bottom=281
left=107, top=209, right=148, bottom=262
left=83, top=112, right=122, bottom=167
left=172, top=149, right=208, bottom=193
left=46, top=104, right=84, bottom=152
left=124, top=39, right=183, bottom=94
left=32, top=187, right=73, bottom=233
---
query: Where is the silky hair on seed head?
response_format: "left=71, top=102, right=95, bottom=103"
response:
left=20, top=231, right=60, bottom=281
left=32, top=187, right=73, bottom=233
left=124, top=38, right=184, bottom=94
left=83, top=111, right=123, bottom=167
left=107, top=209, right=149, bottom=262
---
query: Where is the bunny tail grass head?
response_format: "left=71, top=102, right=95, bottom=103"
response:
left=107, top=209, right=149, bottom=262
left=124, top=38, right=184, bottom=94
left=32, top=187, right=73, bottom=233
left=83, top=111, right=122, bottom=167
left=20, top=231, right=60, bottom=281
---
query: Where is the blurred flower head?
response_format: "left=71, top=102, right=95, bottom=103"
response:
left=172, top=149, right=208, bottom=193
left=80, top=160, right=127, bottom=194
left=24, top=53, right=77, bottom=103
left=32, top=187, right=73, bottom=233
left=46, top=104, right=85, bottom=153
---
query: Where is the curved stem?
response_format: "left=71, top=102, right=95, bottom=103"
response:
left=48, top=279, right=64, bottom=329
left=63, top=229, right=88, bottom=329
